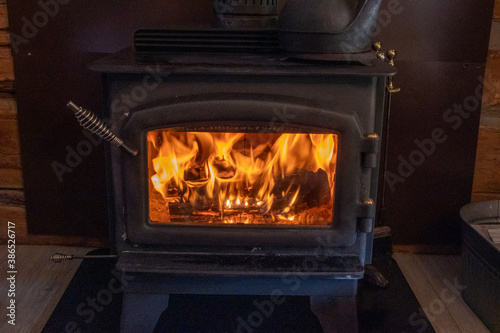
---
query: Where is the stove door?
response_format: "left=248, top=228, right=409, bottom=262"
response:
left=118, top=97, right=378, bottom=248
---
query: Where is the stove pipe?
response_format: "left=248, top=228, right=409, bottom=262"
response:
left=278, top=0, right=383, bottom=54
left=212, top=0, right=278, bottom=29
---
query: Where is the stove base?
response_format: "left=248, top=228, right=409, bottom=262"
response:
left=119, top=292, right=358, bottom=333
left=120, top=271, right=359, bottom=295
left=310, top=296, right=358, bottom=333
left=119, top=273, right=359, bottom=332
left=121, top=293, right=170, bottom=333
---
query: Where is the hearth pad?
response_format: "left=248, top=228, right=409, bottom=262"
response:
left=42, top=246, right=435, bottom=333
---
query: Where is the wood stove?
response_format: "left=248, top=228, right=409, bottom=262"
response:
left=83, top=35, right=395, bottom=331
left=70, top=2, right=396, bottom=331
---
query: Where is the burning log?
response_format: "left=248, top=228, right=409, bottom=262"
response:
left=299, top=168, right=331, bottom=207
left=168, top=202, right=193, bottom=216
left=272, top=168, right=331, bottom=211
left=184, top=167, right=208, bottom=181
left=192, top=210, right=219, bottom=217
left=212, top=157, right=236, bottom=178
left=153, top=197, right=332, bottom=225
left=160, top=167, right=332, bottom=225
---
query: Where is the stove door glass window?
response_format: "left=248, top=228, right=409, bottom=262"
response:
left=148, top=131, right=337, bottom=226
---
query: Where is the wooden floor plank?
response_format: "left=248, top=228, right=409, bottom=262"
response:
left=393, top=253, right=463, bottom=333
left=0, top=245, right=94, bottom=332
left=414, top=255, right=491, bottom=333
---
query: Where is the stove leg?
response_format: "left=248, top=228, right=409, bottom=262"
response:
left=310, top=296, right=358, bottom=333
left=120, top=293, right=169, bottom=333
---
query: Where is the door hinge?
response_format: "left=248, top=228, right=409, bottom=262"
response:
left=357, top=198, right=375, bottom=233
left=361, top=134, right=380, bottom=168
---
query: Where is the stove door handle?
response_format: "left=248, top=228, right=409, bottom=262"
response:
left=67, top=101, right=138, bottom=156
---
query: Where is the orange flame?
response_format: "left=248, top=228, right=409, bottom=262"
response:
left=148, top=131, right=337, bottom=224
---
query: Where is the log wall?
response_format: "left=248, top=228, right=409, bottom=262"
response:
left=472, top=0, right=500, bottom=202
left=0, top=0, right=26, bottom=241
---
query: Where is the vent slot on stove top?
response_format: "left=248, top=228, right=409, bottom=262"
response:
left=134, top=29, right=280, bottom=54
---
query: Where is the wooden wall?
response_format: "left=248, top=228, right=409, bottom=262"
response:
left=0, top=0, right=25, bottom=241
left=472, top=0, right=500, bottom=202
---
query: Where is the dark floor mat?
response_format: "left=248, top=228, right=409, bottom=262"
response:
left=42, top=245, right=434, bottom=333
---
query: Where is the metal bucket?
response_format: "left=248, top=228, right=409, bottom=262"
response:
left=460, top=200, right=500, bottom=333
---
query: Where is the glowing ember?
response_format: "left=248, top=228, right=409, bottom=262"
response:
left=148, top=131, right=337, bottom=225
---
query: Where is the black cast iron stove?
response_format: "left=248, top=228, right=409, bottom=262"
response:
left=73, top=1, right=396, bottom=331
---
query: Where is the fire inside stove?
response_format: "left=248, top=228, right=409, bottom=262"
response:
left=148, top=130, right=338, bottom=225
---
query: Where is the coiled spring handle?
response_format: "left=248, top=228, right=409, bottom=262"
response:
left=67, top=101, right=137, bottom=156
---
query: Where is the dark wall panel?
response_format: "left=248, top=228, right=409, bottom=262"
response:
left=6, top=0, right=213, bottom=237
left=6, top=0, right=494, bottom=246
left=373, top=0, right=494, bottom=246
left=382, top=62, right=486, bottom=245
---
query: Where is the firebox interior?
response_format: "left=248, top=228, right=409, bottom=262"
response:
left=148, top=130, right=338, bottom=226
